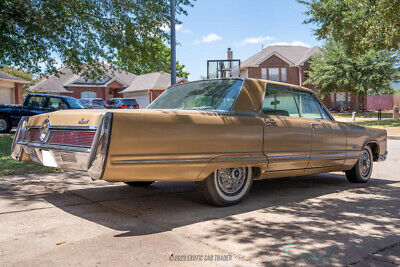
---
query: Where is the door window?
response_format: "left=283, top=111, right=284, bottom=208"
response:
left=315, top=99, right=332, bottom=120
left=292, top=90, right=322, bottom=119
left=26, top=96, right=47, bottom=109
left=48, top=97, right=67, bottom=110
left=262, top=83, right=300, bottom=117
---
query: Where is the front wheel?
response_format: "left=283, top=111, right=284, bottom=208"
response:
left=196, top=167, right=253, bottom=206
left=345, top=146, right=373, bottom=183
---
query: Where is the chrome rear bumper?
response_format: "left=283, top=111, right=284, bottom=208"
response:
left=11, top=112, right=113, bottom=179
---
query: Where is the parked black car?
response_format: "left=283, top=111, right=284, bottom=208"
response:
left=79, top=98, right=107, bottom=109
left=0, top=93, right=85, bottom=133
left=106, top=98, right=139, bottom=109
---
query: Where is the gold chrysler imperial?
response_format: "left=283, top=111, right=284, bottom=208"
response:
left=11, top=79, right=388, bottom=206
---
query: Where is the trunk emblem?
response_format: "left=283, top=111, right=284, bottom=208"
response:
left=78, top=118, right=89, bottom=125
left=39, top=119, right=51, bottom=143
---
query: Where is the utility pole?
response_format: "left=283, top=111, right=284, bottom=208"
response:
left=170, top=0, right=177, bottom=85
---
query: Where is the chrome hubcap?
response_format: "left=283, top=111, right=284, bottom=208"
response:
left=0, top=119, right=7, bottom=131
left=359, top=150, right=371, bottom=177
left=216, top=167, right=247, bottom=194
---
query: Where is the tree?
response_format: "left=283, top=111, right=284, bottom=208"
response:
left=299, top=0, right=400, bottom=55
left=305, top=41, right=399, bottom=109
left=114, top=38, right=189, bottom=78
left=0, top=0, right=193, bottom=78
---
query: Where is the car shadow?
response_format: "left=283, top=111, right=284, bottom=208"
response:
left=37, top=173, right=399, bottom=238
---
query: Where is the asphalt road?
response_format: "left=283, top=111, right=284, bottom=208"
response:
left=0, top=141, right=399, bottom=266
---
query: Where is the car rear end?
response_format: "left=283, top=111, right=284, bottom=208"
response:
left=11, top=110, right=112, bottom=180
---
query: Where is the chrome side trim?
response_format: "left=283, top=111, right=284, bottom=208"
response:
left=113, top=158, right=211, bottom=165
left=268, top=155, right=310, bottom=162
left=11, top=116, right=29, bottom=161
left=310, top=154, right=348, bottom=160
left=87, top=112, right=113, bottom=180
left=112, top=156, right=267, bottom=165
left=17, top=141, right=91, bottom=153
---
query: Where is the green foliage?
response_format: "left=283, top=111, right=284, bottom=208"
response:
left=114, top=38, right=189, bottom=78
left=299, top=0, right=400, bottom=54
left=0, top=0, right=193, bottom=78
left=305, top=41, right=399, bottom=97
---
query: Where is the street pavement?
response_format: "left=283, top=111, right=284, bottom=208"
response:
left=0, top=140, right=399, bottom=266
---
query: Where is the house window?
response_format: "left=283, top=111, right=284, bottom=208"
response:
left=281, top=68, right=287, bottom=82
left=261, top=68, right=267, bottom=79
left=81, top=91, right=97, bottom=98
left=268, top=68, right=279, bottom=81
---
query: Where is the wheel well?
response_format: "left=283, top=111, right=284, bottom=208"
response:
left=366, top=142, right=379, bottom=161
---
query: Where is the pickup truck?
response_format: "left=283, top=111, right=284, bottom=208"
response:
left=0, top=93, right=85, bottom=133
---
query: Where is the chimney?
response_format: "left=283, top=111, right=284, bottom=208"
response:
left=226, top=48, right=233, bottom=60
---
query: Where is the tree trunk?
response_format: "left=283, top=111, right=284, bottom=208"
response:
left=355, top=93, right=360, bottom=112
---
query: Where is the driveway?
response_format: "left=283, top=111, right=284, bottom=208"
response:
left=1, top=141, right=400, bottom=266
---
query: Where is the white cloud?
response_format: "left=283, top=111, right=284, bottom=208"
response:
left=238, top=35, right=275, bottom=46
left=196, top=33, right=222, bottom=43
left=160, top=23, right=186, bottom=32
left=267, top=41, right=311, bottom=47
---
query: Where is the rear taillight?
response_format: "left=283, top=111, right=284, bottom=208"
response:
left=105, top=104, right=109, bottom=108
left=134, top=104, right=139, bottom=108
left=119, top=104, right=127, bottom=108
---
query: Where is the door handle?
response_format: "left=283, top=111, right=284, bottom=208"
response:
left=311, top=123, right=319, bottom=130
left=266, top=120, right=277, bottom=126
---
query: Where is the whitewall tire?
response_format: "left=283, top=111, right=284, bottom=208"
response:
left=196, top=167, right=253, bottom=206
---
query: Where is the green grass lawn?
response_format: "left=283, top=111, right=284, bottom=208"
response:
left=332, top=111, right=393, bottom=119
left=0, top=135, right=57, bottom=176
left=350, top=119, right=400, bottom=128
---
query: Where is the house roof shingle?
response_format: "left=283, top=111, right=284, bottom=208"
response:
left=122, top=71, right=187, bottom=93
left=30, top=66, right=137, bottom=93
left=0, top=71, right=29, bottom=83
left=241, top=45, right=321, bottom=68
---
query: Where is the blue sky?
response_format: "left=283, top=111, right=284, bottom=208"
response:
left=174, top=0, right=323, bottom=80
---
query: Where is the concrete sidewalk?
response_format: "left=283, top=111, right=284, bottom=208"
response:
left=0, top=140, right=400, bottom=266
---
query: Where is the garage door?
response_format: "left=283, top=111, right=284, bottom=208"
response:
left=0, top=87, right=14, bottom=104
left=131, top=94, right=150, bottom=108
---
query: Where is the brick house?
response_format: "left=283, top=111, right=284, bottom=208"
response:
left=0, top=71, right=28, bottom=105
left=30, top=67, right=186, bottom=108
left=30, top=66, right=136, bottom=102
left=240, top=45, right=365, bottom=110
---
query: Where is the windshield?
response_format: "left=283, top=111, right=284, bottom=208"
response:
left=66, top=98, right=85, bottom=109
left=147, top=79, right=243, bottom=111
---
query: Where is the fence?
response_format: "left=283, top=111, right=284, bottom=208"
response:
left=366, top=95, right=400, bottom=111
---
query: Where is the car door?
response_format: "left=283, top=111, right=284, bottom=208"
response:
left=23, top=95, right=48, bottom=116
left=262, top=83, right=312, bottom=172
left=292, top=90, right=347, bottom=168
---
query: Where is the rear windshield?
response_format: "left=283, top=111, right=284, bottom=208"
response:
left=122, top=99, right=138, bottom=105
left=92, top=99, right=106, bottom=105
left=147, top=79, right=243, bottom=111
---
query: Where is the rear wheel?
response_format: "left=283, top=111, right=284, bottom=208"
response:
left=196, top=167, right=252, bottom=206
left=0, top=116, right=12, bottom=133
left=346, top=146, right=373, bottom=183
left=124, top=181, right=155, bottom=187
